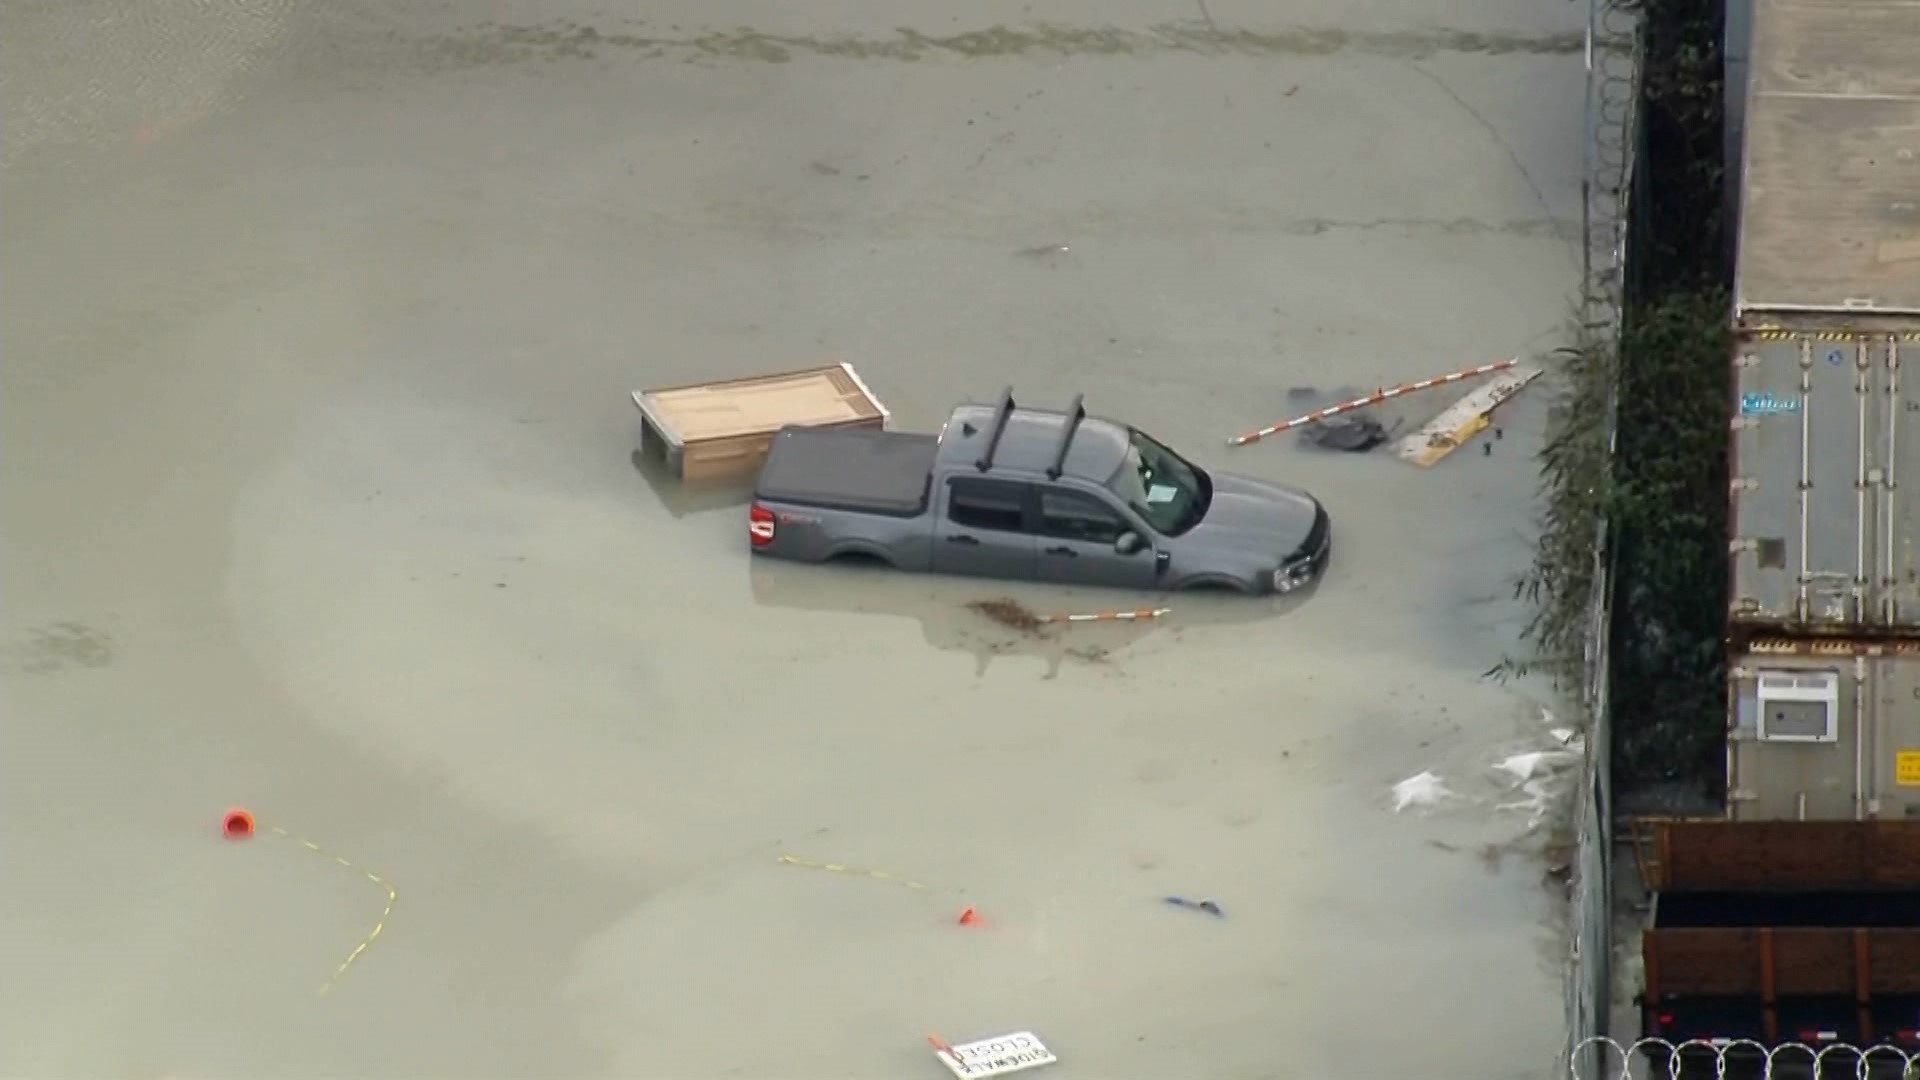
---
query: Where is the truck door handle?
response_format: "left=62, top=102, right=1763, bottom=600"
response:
left=946, top=534, right=980, bottom=547
left=1043, top=546, right=1077, bottom=558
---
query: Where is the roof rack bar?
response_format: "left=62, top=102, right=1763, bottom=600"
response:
left=975, top=386, right=1016, bottom=472
left=1046, top=394, right=1086, bottom=479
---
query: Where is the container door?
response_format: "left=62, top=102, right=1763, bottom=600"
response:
left=1879, top=336, right=1920, bottom=627
left=1728, top=656, right=1855, bottom=821
left=1731, top=336, right=1808, bottom=624
left=1872, top=652, right=1920, bottom=818
left=1730, top=335, right=1876, bottom=627
left=932, top=478, right=1036, bottom=581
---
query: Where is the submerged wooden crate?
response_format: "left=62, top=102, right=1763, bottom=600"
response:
left=630, top=362, right=890, bottom=482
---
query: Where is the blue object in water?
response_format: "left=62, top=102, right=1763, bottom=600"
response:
left=1162, top=895, right=1225, bottom=917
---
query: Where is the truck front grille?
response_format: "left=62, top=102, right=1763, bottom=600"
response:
left=1287, top=504, right=1330, bottom=571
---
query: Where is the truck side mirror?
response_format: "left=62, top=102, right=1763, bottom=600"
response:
left=1115, top=531, right=1145, bottom=555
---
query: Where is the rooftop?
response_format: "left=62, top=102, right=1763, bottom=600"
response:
left=1734, top=0, right=1920, bottom=316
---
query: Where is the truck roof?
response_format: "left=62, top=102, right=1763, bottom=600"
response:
left=939, top=402, right=1130, bottom=484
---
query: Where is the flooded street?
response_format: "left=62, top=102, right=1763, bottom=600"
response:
left=2, top=1, right=1584, bottom=1077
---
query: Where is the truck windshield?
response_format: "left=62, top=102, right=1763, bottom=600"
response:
left=1109, top=428, right=1211, bottom=536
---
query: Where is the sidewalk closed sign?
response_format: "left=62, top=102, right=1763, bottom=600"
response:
left=934, top=1032, right=1058, bottom=1078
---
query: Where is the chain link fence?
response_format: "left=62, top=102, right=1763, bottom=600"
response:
left=1564, top=0, right=1643, bottom=1075
left=1571, top=1038, right=1920, bottom=1079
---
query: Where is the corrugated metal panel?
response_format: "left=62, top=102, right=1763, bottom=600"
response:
left=1729, top=330, right=1920, bottom=629
left=1646, top=928, right=1920, bottom=996
left=1727, top=646, right=1920, bottom=821
left=1650, top=819, right=1920, bottom=890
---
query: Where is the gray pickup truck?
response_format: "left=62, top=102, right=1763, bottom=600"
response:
left=746, top=389, right=1330, bottom=595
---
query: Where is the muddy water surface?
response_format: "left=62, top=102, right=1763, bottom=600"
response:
left=2, top=1, right=1584, bottom=1076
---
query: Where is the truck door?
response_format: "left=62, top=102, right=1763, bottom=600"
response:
left=932, top=477, right=1037, bottom=580
left=1035, top=487, right=1161, bottom=590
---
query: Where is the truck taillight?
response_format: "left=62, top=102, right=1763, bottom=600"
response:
left=1797, top=1029, right=1838, bottom=1043
left=748, top=503, right=776, bottom=547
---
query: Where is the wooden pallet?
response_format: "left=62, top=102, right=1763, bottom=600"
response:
left=631, top=362, right=889, bottom=482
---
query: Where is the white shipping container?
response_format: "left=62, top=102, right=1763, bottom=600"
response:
left=1726, top=640, right=1920, bottom=822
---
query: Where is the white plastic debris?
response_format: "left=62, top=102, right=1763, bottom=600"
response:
left=1493, top=749, right=1579, bottom=783
left=1391, top=771, right=1453, bottom=813
left=1496, top=778, right=1557, bottom=829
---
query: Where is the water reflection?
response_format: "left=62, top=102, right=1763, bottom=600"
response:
left=628, top=448, right=753, bottom=519
left=746, top=555, right=1315, bottom=679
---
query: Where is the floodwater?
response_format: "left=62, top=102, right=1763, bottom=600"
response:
left=0, top=1, right=1585, bottom=1077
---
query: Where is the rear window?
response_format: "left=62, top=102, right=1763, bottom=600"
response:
left=947, top=479, right=1027, bottom=532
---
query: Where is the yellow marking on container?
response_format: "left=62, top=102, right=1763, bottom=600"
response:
left=1745, top=328, right=1920, bottom=343
left=267, top=825, right=398, bottom=994
left=1897, top=751, right=1920, bottom=788
left=776, top=853, right=929, bottom=890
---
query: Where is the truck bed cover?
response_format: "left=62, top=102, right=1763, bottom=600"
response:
left=755, top=427, right=938, bottom=516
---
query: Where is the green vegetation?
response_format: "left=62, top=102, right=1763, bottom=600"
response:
left=1512, top=0, right=1731, bottom=793
left=1609, top=293, right=1731, bottom=787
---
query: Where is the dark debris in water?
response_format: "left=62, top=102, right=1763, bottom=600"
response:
left=1301, top=413, right=1397, bottom=453
left=967, top=597, right=1047, bottom=634
left=1284, top=384, right=1403, bottom=453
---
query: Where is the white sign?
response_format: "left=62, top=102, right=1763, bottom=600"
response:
left=933, top=1031, right=1058, bottom=1078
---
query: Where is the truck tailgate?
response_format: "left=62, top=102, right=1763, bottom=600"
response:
left=755, top=427, right=938, bottom=516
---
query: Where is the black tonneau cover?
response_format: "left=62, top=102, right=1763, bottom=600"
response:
left=755, top=426, right=937, bottom=516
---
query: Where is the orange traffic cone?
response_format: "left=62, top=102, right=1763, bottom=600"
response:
left=221, top=807, right=255, bottom=841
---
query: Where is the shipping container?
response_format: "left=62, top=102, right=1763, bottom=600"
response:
left=1726, top=0, right=1920, bottom=637
left=1726, top=642, right=1920, bottom=822
left=1728, top=326, right=1920, bottom=632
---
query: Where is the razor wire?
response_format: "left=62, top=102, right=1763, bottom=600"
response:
left=1580, top=0, right=1641, bottom=343
left=1569, top=1038, right=1920, bottom=1080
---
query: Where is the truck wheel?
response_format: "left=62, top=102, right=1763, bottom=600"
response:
left=1178, top=577, right=1252, bottom=595
left=826, top=550, right=895, bottom=569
